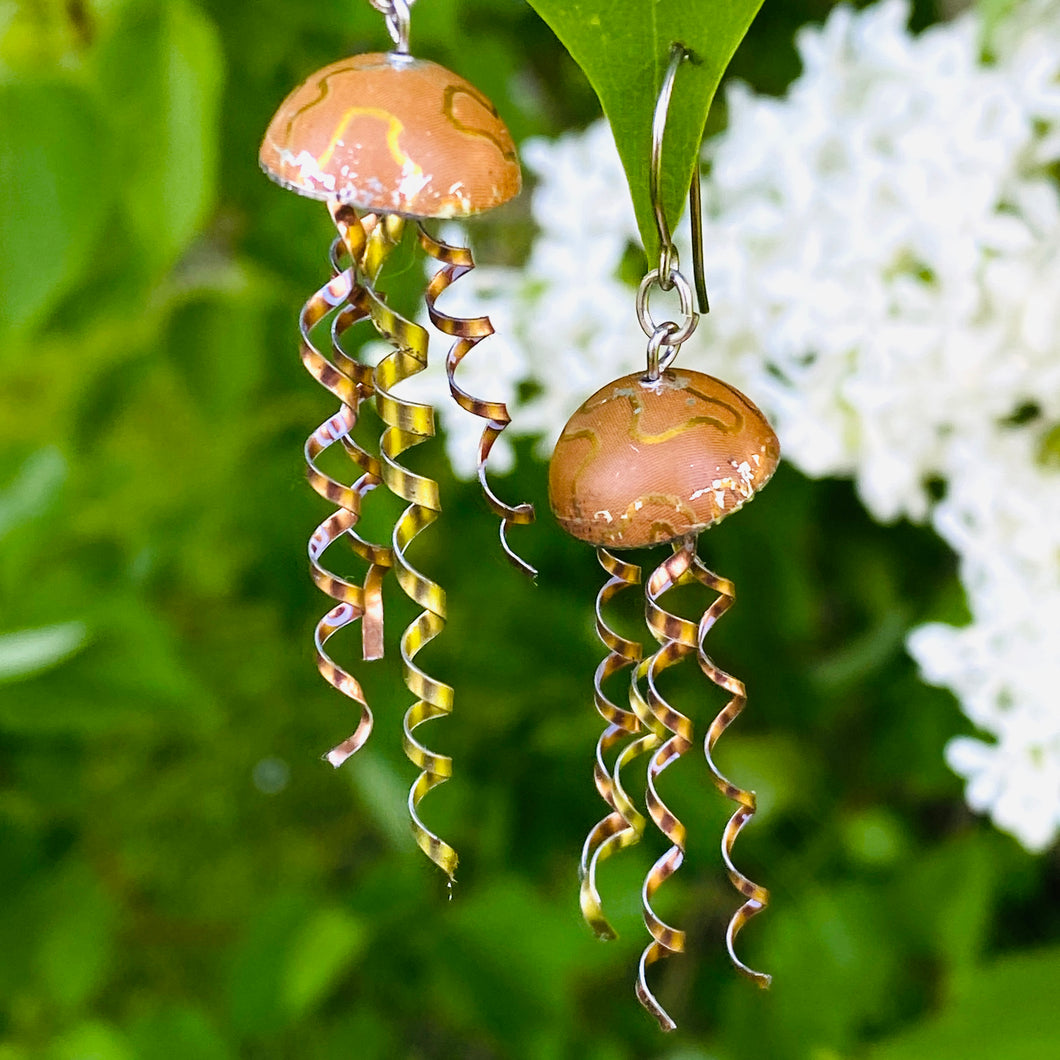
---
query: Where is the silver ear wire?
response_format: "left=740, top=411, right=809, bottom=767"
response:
left=649, top=42, right=709, bottom=315
left=640, top=42, right=711, bottom=379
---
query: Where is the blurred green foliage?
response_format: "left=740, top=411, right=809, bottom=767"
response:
left=1, top=0, right=1057, bottom=1058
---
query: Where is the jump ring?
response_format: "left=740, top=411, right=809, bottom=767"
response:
left=636, top=267, right=698, bottom=345
left=645, top=322, right=682, bottom=381
left=372, top=0, right=411, bottom=52
left=368, top=0, right=416, bottom=13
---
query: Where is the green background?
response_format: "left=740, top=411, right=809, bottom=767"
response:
left=2, top=1, right=1057, bottom=1057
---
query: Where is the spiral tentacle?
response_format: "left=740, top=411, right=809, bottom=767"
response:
left=418, top=224, right=536, bottom=577
left=635, top=538, right=700, bottom=1032
left=321, top=210, right=396, bottom=654
left=579, top=548, right=644, bottom=939
left=585, top=632, right=669, bottom=933
left=598, top=649, right=662, bottom=895
left=694, top=555, right=771, bottom=988
left=363, top=220, right=458, bottom=881
left=300, top=233, right=394, bottom=766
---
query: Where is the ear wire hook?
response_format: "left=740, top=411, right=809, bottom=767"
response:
left=650, top=42, right=709, bottom=314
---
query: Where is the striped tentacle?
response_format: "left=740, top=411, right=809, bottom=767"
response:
left=603, top=647, right=664, bottom=902
left=300, top=233, right=392, bottom=767
left=365, top=225, right=458, bottom=881
left=694, top=555, right=771, bottom=989
left=325, top=208, right=405, bottom=663
left=579, top=548, right=644, bottom=939
left=595, top=622, right=672, bottom=928
left=418, top=224, right=536, bottom=577
left=636, top=538, right=699, bottom=1032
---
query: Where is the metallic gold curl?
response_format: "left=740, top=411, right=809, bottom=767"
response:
left=579, top=548, right=644, bottom=939
left=365, top=230, right=458, bottom=882
left=694, top=555, right=771, bottom=989
left=635, top=538, right=699, bottom=1033
left=580, top=622, right=669, bottom=940
left=417, top=223, right=537, bottom=577
left=600, top=649, right=665, bottom=914
left=300, top=250, right=393, bottom=767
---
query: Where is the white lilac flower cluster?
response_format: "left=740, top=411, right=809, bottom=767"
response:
left=417, top=0, right=1060, bottom=851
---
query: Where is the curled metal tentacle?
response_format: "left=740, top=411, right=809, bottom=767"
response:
left=300, top=254, right=392, bottom=767
left=365, top=223, right=458, bottom=881
left=418, top=223, right=537, bottom=578
left=636, top=538, right=699, bottom=1032
left=601, top=651, right=662, bottom=891
left=695, top=555, right=771, bottom=988
left=579, top=548, right=644, bottom=939
left=325, top=209, right=402, bottom=661
left=586, top=631, right=668, bottom=932
left=332, top=203, right=405, bottom=285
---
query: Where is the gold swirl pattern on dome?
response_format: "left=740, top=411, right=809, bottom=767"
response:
left=260, top=53, right=521, bottom=218
left=549, top=369, right=779, bottom=549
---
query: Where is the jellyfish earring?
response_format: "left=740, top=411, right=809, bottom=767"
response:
left=258, top=0, right=534, bottom=883
left=548, top=44, right=778, bottom=1030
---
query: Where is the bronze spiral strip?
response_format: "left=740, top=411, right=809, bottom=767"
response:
left=300, top=239, right=393, bottom=767
left=694, top=555, right=771, bottom=989
left=590, top=624, right=669, bottom=934
left=602, top=647, right=663, bottom=906
left=362, top=224, right=458, bottom=882
left=635, top=538, right=700, bottom=1032
left=579, top=548, right=644, bottom=939
left=332, top=203, right=405, bottom=285
left=417, top=224, right=537, bottom=578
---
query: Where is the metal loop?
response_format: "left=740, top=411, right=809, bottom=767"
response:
left=636, top=267, right=698, bottom=347
left=657, top=244, right=679, bottom=290
left=645, top=322, right=682, bottom=381
left=369, top=0, right=412, bottom=53
left=368, top=0, right=415, bottom=13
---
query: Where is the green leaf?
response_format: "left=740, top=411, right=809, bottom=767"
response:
left=129, top=1006, right=232, bottom=1060
left=282, top=906, right=367, bottom=1017
left=0, top=600, right=217, bottom=734
left=720, top=881, right=909, bottom=1054
left=524, top=0, right=764, bottom=258
left=34, top=862, right=119, bottom=1010
left=437, top=878, right=602, bottom=1036
left=0, top=80, right=114, bottom=339
left=91, top=0, right=224, bottom=272
left=345, top=750, right=413, bottom=851
left=0, top=448, right=66, bottom=541
left=869, top=947, right=1060, bottom=1060
left=228, top=893, right=310, bottom=1036
left=47, top=1022, right=132, bottom=1060
left=892, top=833, right=1001, bottom=971
left=0, top=622, right=88, bottom=684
